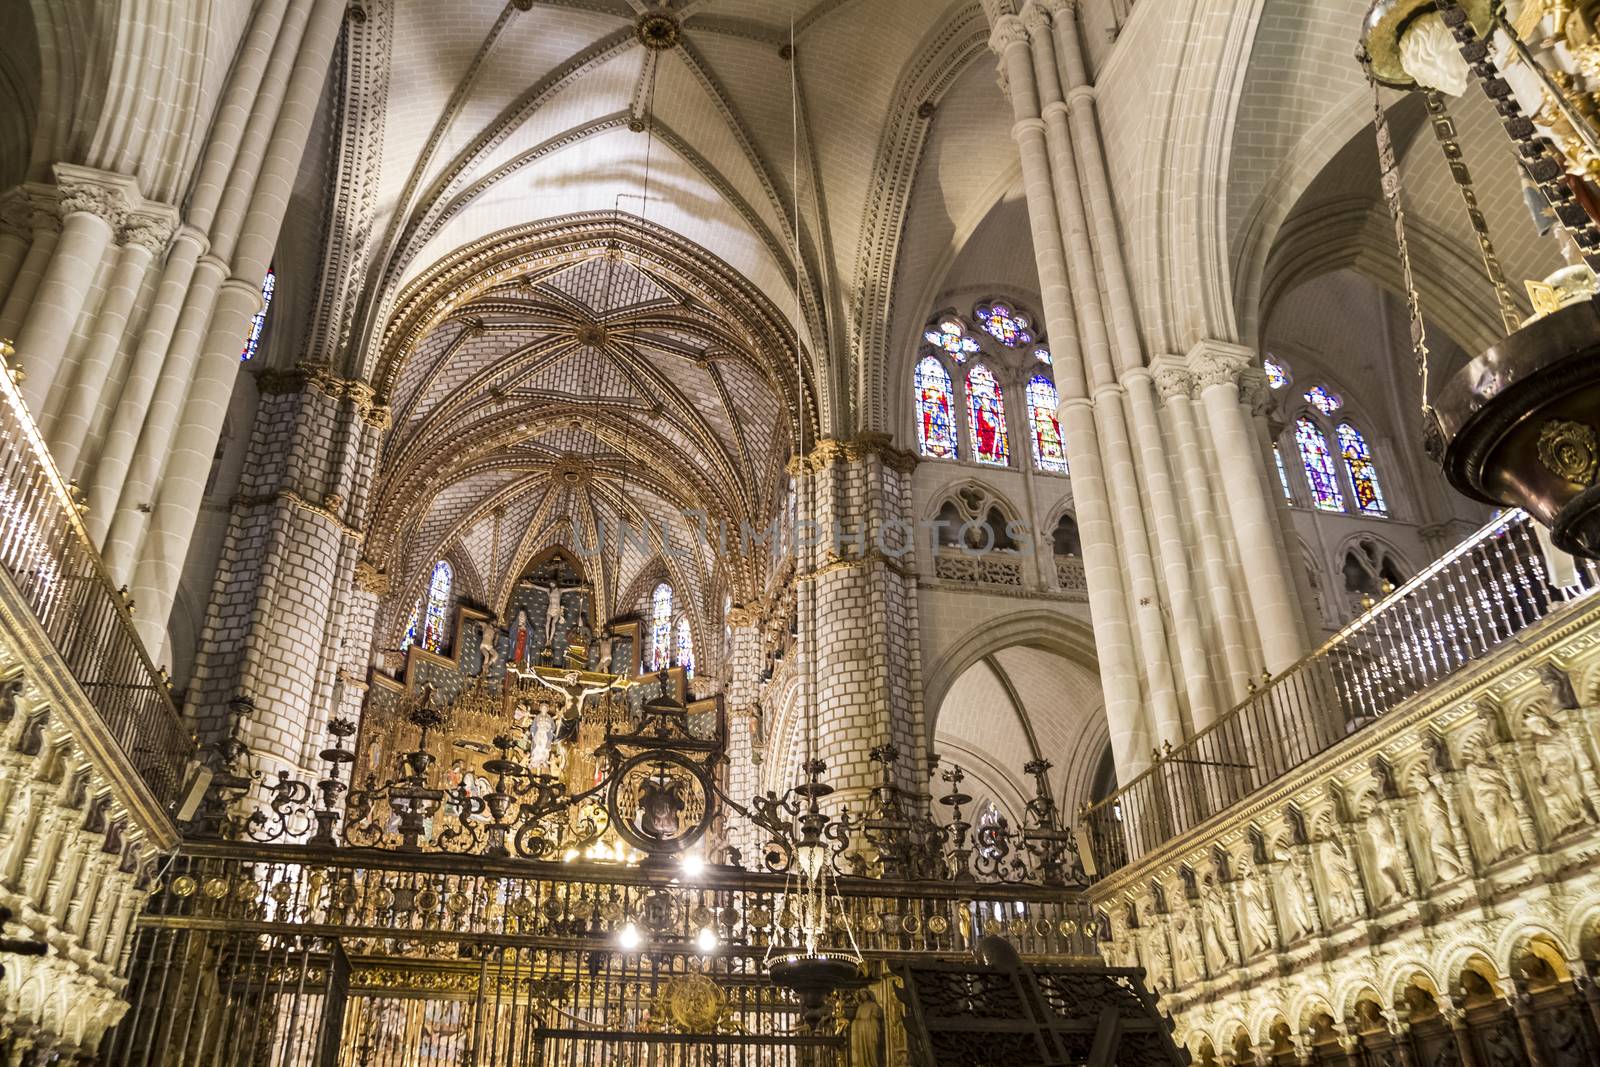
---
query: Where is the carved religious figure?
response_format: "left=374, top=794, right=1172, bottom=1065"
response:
left=1465, top=757, right=1524, bottom=859
left=1521, top=706, right=1590, bottom=832
left=511, top=608, right=531, bottom=665
left=1170, top=914, right=1201, bottom=984
left=475, top=621, right=499, bottom=676
left=528, top=580, right=575, bottom=651
left=1272, top=845, right=1315, bottom=942
left=1364, top=807, right=1407, bottom=905
left=1199, top=882, right=1235, bottom=971
left=848, top=989, right=885, bottom=1067
left=1238, top=871, right=1277, bottom=955
left=1415, top=775, right=1466, bottom=881
left=1318, top=839, right=1360, bottom=925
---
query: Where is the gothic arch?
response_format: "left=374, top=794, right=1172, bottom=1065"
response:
left=922, top=609, right=1099, bottom=740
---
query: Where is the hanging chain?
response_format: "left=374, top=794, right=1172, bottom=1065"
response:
left=1421, top=88, right=1524, bottom=335
left=1434, top=0, right=1600, bottom=273
left=1369, top=71, right=1445, bottom=454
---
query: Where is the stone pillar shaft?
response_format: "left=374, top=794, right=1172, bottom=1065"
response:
left=992, top=17, right=1151, bottom=779
left=1192, top=343, right=1304, bottom=674
left=130, top=0, right=347, bottom=651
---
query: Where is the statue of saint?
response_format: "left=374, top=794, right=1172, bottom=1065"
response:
left=849, top=989, right=884, bottom=1067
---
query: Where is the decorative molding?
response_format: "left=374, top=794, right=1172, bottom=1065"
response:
left=52, top=163, right=140, bottom=228
left=1184, top=338, right=1254, bottom=392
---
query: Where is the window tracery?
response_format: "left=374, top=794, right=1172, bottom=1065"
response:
left=1336, top=422, right=1388, bottom=517
left=674, top=615, right=694, bottom=676
left=974, top=301, right=1035, bottom=347
left=1303, top=384, right=1342, bottom=416
left=915, top=356, right=958, bottom=460
left=401, top=560, right=454, bottom=653
left=923, top=317, right=979, bottom=361
left=1025, top=374, right=1068, bottom=474
left=1294, top=417, right=1345, bottom=513
left=649, top=583, right=673, bottom=671
left=966, top=365, right=1010, bottom=467
left=1263, top=356, right=1288, bottom=390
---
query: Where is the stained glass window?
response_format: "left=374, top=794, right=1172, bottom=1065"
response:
left=649, top=583, right=673, bottom=671
left=422, top=560, right=453, bottom=652
left=1295, top=417, right=1345, bottom=512
left=923, top=318, right=979, bottom=361
left=401, top=600, right=421, bottom=651
left=1274, top=444, right=1293, bottom=502
left=240, top=267, right=276, bottom=361
left=966, top=365, right=1010, bottom=467
left=1336, top=422, right=1388, bottom=517
left=674, top=615, right=694, bottom=676
left=1025, top=375, right=1068, bottom=474
left=915, top=356, right=958, bottom=459
left=1033, top=347, right=1052, bottom=365
left=1263, top=357, right=1287, bottom=390
left=1303, top=384, right=1342, bottom=415
left=974, top=302, right=1034, bottom=347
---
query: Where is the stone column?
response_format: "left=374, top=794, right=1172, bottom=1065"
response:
left=1190, top=341, right=1304, bottom=674
left=47, top=206, right=177, bottom=477
left=0, top=188, right=59, bottom=344
left=13, top=166, right=134, bottom=418
left=989, top=13, right=1151, bottom=778
left=184, top=369, right=381, bottom=780
left=128, top=0, right=348, bottom=651
left=794, top=436, right=926, bottom=809
left=722, top=606, right=766, bottom=861
left=1152, top=360, right=1254, bottom=704
left=0, top=191, right=34, bottom=305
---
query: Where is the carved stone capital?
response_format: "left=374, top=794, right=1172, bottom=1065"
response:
left=1150, top=358, right=1193, bottom=401
left=989, top=13, right=1030, bottom=54
left=1184, top=339, right=1254, bottom=392
left=1019, top=1, right=1052, bottom=36
left=1037, top=0, right=1078, bottom=16
left=0, top=188, right=31, bottom=241
left=119, top=205, right=179, bottom=255
left=53, top=164, right=138, bottom=228
left=1240, top=367, right=1273, bottom=417
left=354, top=559, right=389, bottom=596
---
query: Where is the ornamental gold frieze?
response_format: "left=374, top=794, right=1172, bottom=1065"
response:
left=792, top=434, right=918, bottom=475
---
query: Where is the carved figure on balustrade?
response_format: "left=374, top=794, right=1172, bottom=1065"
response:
left=1413, top=774, right=1466, bottom=881
left=1171, top=912, right=1202, bottom=983
left=1199, top=880, right=1235, bottom=971
left=1144, top=924, right=1172, bottom=992
left=1318, top=838, right=1361, bottom=925
left=1237, top=867, right=1277, bottom=955
left=1364, top=806, right=1407, bottom=906
left=1465, top=757, right=1525, bottom=859
left=1520, top=706, right=1591, bottom=832
left=1272, top=844, right=1316, bottom=942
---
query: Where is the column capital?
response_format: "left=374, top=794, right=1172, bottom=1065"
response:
left=1019, top=1, right=1052, bottom=36
left=1184, top=339, right=1254, bottom=392
left=52, top=163, right=139, bottom=228
left=1240, top=366, right=1273, bottom=417
left=1037, top=0, right=1078, bottom=16
left=989, top=13, right=1030, bottom=54
left=979, top=0, right=1018, bottom=25
left=120, top=204, right=180, bottom=255
left=0, top=187, right=31, bottom=241
left=1150, top=357, right=1194, bottom=400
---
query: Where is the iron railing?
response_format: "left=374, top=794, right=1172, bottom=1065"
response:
left=1080, top=509, right=1600, bottom=876
left=0, top=343, right=189, bottom=806
left=102, top=841, right=1097, bottom=1065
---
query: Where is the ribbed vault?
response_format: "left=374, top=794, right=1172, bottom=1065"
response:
left=366, top=214, right=810, bottom=644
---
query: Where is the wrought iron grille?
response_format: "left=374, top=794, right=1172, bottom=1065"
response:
left=101, top=842, right=1099, bottom=1065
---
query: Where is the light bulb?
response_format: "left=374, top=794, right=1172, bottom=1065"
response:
left=695, top=927, right=718, bottom=953
left=617, top=922, right=642, bottom=951
left=681, top=854, right=704, bottom=878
